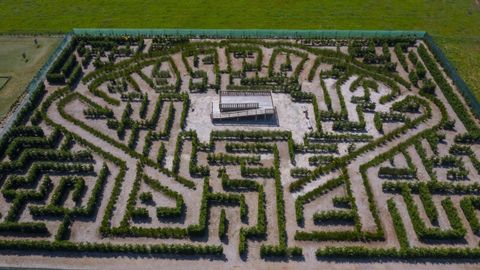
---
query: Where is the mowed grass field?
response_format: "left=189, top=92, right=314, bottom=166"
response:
left=0, top=77, right=10, bottom=90
left=0, top=0, right=479, bottom=98
left=0, top=37, right=61, bottom=118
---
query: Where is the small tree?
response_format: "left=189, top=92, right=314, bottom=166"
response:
left=193, top=55, right=199, bottom=68
left=347, top=143, right=356, bottom=153
left=421, top=79, right=436, bottom=95
left=409, top=70, right=419, bottom=86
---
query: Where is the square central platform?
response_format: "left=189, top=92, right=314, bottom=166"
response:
left=211, top=91, right=275, bottom=120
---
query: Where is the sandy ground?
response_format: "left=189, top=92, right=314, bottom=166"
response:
left=186, top=91, right=314, bottom=144
left=3, top=255, right=480, bottom=270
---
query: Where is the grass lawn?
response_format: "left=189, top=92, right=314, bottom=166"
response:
left=0, top=76, right=10, bottom=90
left=0, top=0, right=479, bottom=98
left=0, top=36, right=61, bottom=118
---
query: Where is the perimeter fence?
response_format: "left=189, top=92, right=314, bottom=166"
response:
left=72, top=28, right=426, bottom=39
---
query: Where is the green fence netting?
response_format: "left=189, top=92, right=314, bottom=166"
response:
left=423, top=33, right=480, bottom=118
left=72, top=28, right=426, bottom=39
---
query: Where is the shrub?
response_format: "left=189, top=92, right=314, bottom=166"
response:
left=218, top=209, right=227, bottom=239
left=420, top=79, right=436, bottom=95
left=139, top=94, right=149, bottom=119
left=418, top=183, right=438, bottom=224
left=460, top=197, right=480, bottom=235
left=418, top=44, right=478, bottom=133
left=387, top=198, right=410, bottom=249
left=416, top=61, right=426, bottom=79
left=139, top=192, right=153, bottom=204
left=378, top=167, right=416, bottom=179
left=408, top=50, right=418, bottom=65
left=313, top=210, right=355, bottom=224
left=394, top=43, right=408, bottom=72
left=409, top=70, right=419, bottom=86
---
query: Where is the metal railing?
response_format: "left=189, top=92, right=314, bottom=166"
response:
left=220, top=103, right=259, bottom=112
left=212, top=107, right=276, bottom=120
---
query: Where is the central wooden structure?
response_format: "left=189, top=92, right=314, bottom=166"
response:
left=211, top=91, right=276, bottom=121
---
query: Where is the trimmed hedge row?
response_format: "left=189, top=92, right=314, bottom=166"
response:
left=207, top=153, right=260, bottom=165
left=260, top=145, right=302, bottom=258
left=226, top=45, right=263, bottom=73
left=0, top=149, right=93, bottom=173
left=291, top=95, right=432, bottom=192
left=378, top=166, right=417, bottom=179
left=295, top=169, right=367, bottom=242
left=394, top=43, right=409, bottom=72
left=225, top=142, right=274, bottom=153
left=211, top=130, right=290, bottom=141
left=39, top=88, right=199, bottom=240
left=387, top=199, right=409, bottom=249
left=0, top=238, right=222, bottom=256
left=418, top=182, right=438, bottom=225
left=312, top=210, right=355, bottom=224
left=144, top=175, right=184, bottom=218
left=5, top=127, right=61, bottom=159
left=418, top=44, right=478, bottom=133
left=316, top=245, right=480, bottom=259
left=401, top=184, right=466, bottom=241
left=46, top=38, right=78, bottom=84
left=460, top=196, right=480, bottom=235
left=240, top=164, right=274, bottom=178
left=218, top=208, right=227, bottom=239
left=189, top=132, right=209, bottom=177
left=295, top=143, right=338, bottom=154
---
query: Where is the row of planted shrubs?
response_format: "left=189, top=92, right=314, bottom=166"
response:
left=418, top=44, right=478, bottom=133
left=0, top=239, right=222, bottom=255
left=56, top=90, right=193, bottom=186
left=315, top=246, right=480, bottom=258
left=46, top=38, right=79, bottom=85
left=290, top=95, right=431, bottom=192
left=260, top=146, right=302, bottom=257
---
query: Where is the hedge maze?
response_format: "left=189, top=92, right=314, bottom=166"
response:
left=1, top=33, right=480, bottom=264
